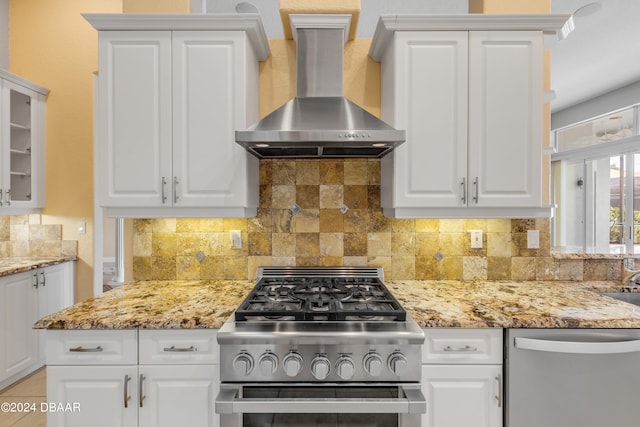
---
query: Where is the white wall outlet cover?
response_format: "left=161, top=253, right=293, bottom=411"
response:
left=77, top=221, right=86, bottom=234
left=527, top=230, right=540, bottom=249
left=470, top=229, right=483, bottom=249
left=230, top=230, right=242, bottom=249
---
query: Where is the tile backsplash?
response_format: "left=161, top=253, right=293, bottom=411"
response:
left=132, top=159, right=621, bottom=282
left=0, top=215, right=77, bottom=258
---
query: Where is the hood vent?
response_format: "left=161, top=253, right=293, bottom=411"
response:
left=236, top=14, right=405, bottom=158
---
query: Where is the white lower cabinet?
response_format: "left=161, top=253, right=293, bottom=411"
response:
left=46, top=329, right=219, bottom=427
left=0, top=271, right=38, bottom=382
left=47, top=365, right=138, bottom=427
left=0, top=261, right=75, bottom=389
left=138, top=365, right=219, bottom=427
left=422, top=329, right=503, bottom=427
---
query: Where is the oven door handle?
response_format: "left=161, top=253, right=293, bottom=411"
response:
left=215, top=385, right=426, bottom=415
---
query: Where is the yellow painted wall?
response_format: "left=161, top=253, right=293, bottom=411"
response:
left=9, top=0, right=121, bottom=302
left=469, top=0, right=550, bottom=13
left=123, top=0, right=190, bottom=14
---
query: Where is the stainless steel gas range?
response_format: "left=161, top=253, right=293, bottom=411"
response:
left=215, top=267, right=426, bottom=427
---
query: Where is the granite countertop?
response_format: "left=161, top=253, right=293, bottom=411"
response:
left=0, top=256, right=77, bottom=277
left=34, top=279, right=640, bottom=330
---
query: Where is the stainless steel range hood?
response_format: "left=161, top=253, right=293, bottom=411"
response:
left=236, top=14, right=405, bottom=158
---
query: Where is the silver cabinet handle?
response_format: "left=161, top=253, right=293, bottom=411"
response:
left=515, top=337, right=640, bottom=354
left=473, top=177, right=479, bottom=203
left=139, top=374, right=146, bottom=408
left=0, top=189, right=3, bottom=206
left=6, top=188, right=10, bottom=206
left=443, top=345, right=478, bottom=352
left=496, top=374, right=503, bottom=407
left=124, top=374, right=131, bottom=408
left=69, top=346, right=103, bottom=352
left=161, top=177, right=167, bottom=204
left=163, top=345, right=196, bottom=352
left=173, top=176, right=179, bottom=204
left=460, top=178, right=466, bottom=204
left=32, top=272, right=38, bottom=288
left=40, top=271, right=46, bottom=287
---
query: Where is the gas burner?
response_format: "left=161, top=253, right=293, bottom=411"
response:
left=262, top=285, right=295, bottom=301
left=234, top=267, right=407, bottom=322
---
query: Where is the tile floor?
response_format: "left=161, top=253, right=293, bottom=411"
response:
left=0, top=369, right=46, bottom=427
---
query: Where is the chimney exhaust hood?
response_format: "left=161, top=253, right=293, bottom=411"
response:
left=235, top=14, right=405, bottom=158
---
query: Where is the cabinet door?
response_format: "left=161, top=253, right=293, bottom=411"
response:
left=47, top=365, right=138, bottom=427
left=98, top=31, right=173, bottom=207
left=468, top=31, right=543, bottom=207
left=384, top=32, right=468, bottom=209
left=0, top=271, right=38, bottom=380
left=40, top=262, right=75, bottom=318
left=138, top=365, right=219, bottom=427
left=422, top=365, right=502, bottom=427
left=172, top=31, right=256, bottom=208
left=0, top=80, right=44, bottom=209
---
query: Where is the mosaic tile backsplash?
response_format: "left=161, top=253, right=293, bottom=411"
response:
left=0, top=215, right=77, bottom=258
left=132, top=159, right=622, bottom=281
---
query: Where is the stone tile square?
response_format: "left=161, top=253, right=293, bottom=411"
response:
left=296, top=233, right=320, bottom=257
left=319, top=185, right=343, bottom=208
left=319, top=209, right=344, bottom=232
left=343, top=209, right=368, bottom=233
left=248, top=232, right=272, bottom=256
left=343, top=185, right=368, bottom=209
left=319, top=160, right=344, bottom=184
left=344, top=233, right=367, bottom=256
left=295, top=160, right=320, bottom=184
left=344, top=161, right=368, bottom=185
left=367, top=232, right=391, bottom=257
left=295, top=209, right=320, bottom=233
left=271, top=160, right=296, bottom=184
left=296, top=185, right=319, bottom=208
left=320, top=233, right=343, bottom=257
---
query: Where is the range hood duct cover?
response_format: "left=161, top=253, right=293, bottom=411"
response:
left=236, top=15, right=405, bottom=158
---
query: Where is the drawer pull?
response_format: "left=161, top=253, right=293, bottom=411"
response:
left=443, top=345, right=477, bottom=352
left=163, top=345, right=197, bottom=352
left=69, top=346, right=103, bottom=353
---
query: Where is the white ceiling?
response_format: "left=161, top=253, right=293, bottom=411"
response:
left=550, top=0, right=640, bottom=112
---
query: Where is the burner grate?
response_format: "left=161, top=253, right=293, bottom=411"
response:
left=235, top=267, right=406, bottom=322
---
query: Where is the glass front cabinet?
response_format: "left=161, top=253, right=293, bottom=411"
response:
left=0, top=69, right=48, bottom=212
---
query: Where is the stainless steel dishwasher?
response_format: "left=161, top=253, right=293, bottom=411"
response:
left=506, top=329, right=640, bottom=427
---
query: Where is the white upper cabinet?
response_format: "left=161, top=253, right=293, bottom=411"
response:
left=0, top=70, right=48, bottom=213
left=85, top=14, right=270, bottom=218
left=370, top=15, right=568, bottom=218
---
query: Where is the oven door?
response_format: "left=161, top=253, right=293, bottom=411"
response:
left=215, top=383, right=426, bottom=427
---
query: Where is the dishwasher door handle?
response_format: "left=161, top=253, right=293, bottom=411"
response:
left=515, top=337, right=640, bottom=354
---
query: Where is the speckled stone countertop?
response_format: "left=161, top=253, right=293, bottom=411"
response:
left=0, top=257, right=76, bottom=277
left=34, top=279, right=640, bottom=330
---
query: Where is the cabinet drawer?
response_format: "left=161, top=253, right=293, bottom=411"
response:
left=139, top=329, right=219, bottom=365
left=423, top=328, right=502, bottom=364
left=45, top=330, right=137, bottom=365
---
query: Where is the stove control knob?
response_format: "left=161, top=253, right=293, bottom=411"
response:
left=364, top=353, right=383, bottom=377
left=311, top=356, right=331, bottom=380
left=258, top=352, right=279, bottom=376
left=335, top=356, right=355, bottom=380
left=388, top=352, right=408, bottom=377
left=283, top=352, right=303, bottom=377
left=233, top=352, right=254, bottom=376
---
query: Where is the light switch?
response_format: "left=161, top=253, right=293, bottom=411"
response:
left=230, top=230, right=242, bottom=249
left=470, top=230, right=483, bottom=249
left=527, top=230, right=540, bottom=249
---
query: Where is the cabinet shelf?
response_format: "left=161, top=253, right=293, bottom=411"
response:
left=10, top=122, right=30, bottom=131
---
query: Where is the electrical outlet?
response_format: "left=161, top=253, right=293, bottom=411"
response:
left=470, top=230, right=483, bottom=249
left=77, top=221, right=86, bottom=235
left=230, top=230, right=242, bottom=249
left=527, top=230, right=540, bottom=249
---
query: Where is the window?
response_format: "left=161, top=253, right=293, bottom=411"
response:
left=551, top=105, right=639, bottom=254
